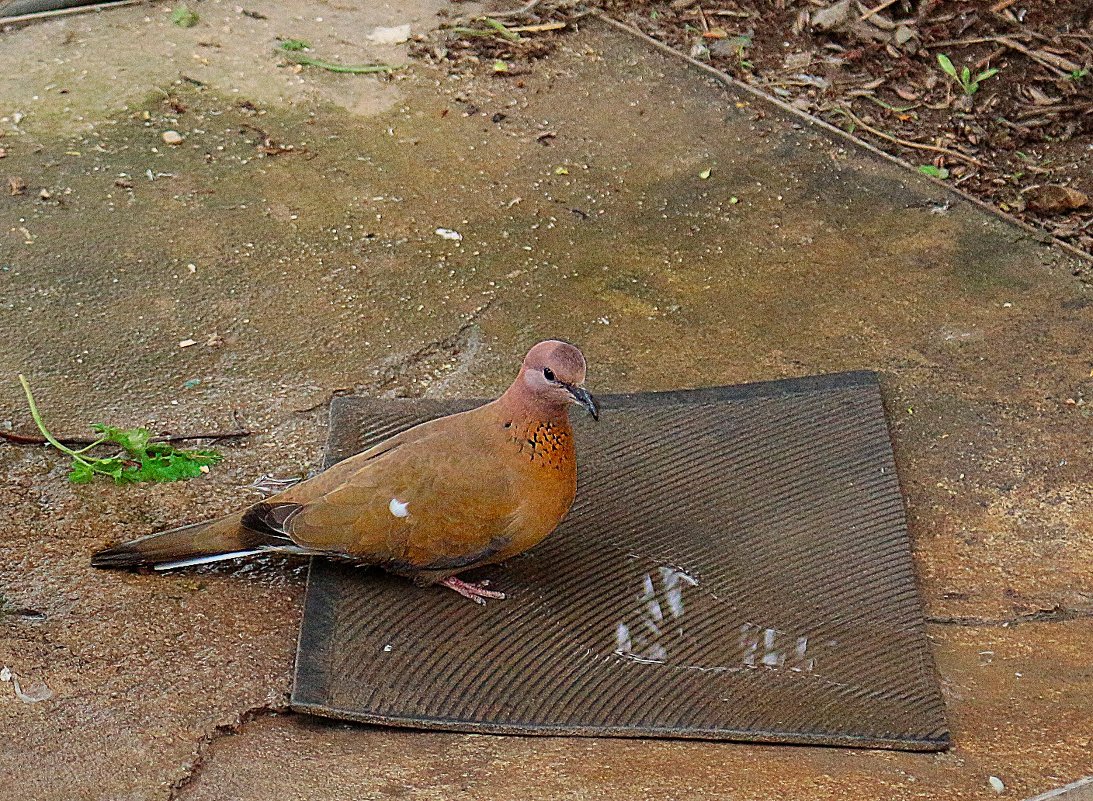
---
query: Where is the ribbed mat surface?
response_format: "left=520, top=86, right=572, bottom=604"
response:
left=292, top=371, right=949, bottom=750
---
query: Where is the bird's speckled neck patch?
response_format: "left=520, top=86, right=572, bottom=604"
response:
left=513, top=420, right=573, bottom=468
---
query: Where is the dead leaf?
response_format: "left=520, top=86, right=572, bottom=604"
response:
left=793, top=73, right=831, bottom=90
left=8, top=176, right=26, bottom=196
left=1025, top=185, right=1089, bottom=214
left=811, top=0, right=851, bottom=31
left=709, top=35, right=752, bottom=59
left=365, top=24, right=412, bottom=45
left=12, top=675, right=53, bottom=703
left=784, top=51, right=812, bottom=70
left=893, top=24, right=915, bottom=45
left=792, top=9, right=810, bottom=35
left=3, top=669, right=53, bottom=703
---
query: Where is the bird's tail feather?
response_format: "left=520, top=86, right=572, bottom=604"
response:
left=153, top=550, right=264, bottom=571
left=91, top=515, right=271, bottom=569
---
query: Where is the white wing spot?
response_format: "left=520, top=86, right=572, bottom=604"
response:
left=389, top=498, right=410, bottom=518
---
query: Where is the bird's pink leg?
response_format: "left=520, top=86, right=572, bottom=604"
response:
left=439, top=576, right=506, bottom=605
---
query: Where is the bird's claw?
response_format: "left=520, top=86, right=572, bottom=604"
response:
left=440, top=576, right=506, bottom=605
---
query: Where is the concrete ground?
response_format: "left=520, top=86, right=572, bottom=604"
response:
left=1, top=2, right=1090, bottom=800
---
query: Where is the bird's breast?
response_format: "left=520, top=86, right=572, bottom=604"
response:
left=489, top=418, right=576, bottom=560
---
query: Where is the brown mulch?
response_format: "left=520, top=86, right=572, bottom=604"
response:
left=420, top=0, right=1093, bottom=261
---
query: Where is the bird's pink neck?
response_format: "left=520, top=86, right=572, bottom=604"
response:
left=496, top=374, right=572, bottom=425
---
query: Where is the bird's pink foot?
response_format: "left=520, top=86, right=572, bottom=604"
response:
left=440, top=576, right=506, bottom=605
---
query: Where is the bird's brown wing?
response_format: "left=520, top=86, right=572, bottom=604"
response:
left=270, top=423, right=526, bottom=577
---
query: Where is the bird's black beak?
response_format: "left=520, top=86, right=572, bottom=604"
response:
left=565, top=384, right=599, bottom=421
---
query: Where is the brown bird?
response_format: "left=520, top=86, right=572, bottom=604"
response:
left=92, top=340, right=598, bottom=603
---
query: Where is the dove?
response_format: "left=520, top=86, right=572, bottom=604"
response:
left=91, top=340, right=598, bottom=603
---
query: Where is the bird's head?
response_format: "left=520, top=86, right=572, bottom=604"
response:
left=519, top=340, right=598, bottom=420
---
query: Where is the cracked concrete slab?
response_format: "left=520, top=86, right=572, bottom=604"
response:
left=0, top=7, right=1090, bottom=801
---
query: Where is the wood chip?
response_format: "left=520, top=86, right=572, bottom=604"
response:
left=997, top=37, right=1079, bottom=76
left=506, top=22, right=567, bottom=33
left=1030, top=49, right=1082, bottom=73
left=1026, top=86, right=1060, bottom=105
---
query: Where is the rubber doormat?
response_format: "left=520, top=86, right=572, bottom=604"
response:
left=291, top=371, right=949, bottom=750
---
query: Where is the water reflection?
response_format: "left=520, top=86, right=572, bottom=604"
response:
left=739, top=623, right=815, bottom=672
left=613, top=565, right=820, bottom=675
left=614, top=566, right=699, bottom=664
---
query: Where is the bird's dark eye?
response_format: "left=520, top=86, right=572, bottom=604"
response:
left=543, top=367, right=556, bottom=381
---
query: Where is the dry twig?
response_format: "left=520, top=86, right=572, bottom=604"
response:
left=827, top=106, right=989, bottom=168
left=859, top=0, right=900, bottom=22
left=1, top=429, right=252, bottom=447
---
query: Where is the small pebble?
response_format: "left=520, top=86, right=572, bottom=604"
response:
left=989, top=776, right=1005, bottom=794
left=161, top=130, right=184, bottom=145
